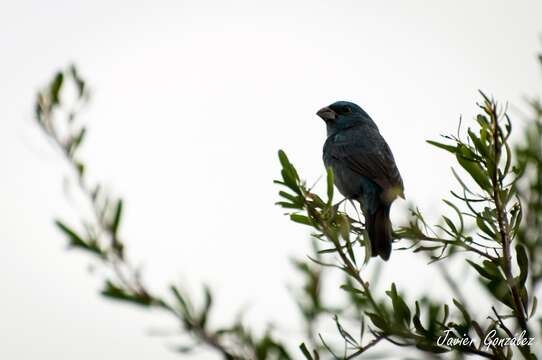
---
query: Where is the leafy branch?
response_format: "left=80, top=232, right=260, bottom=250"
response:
left=35, top=66, right=292, bottom=360
left=32, top=53, right=542, bottom=360
left=275, top=91, right=539, bottom=359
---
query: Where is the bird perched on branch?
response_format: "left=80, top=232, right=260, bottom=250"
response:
left=316, top=101, right=404, bottom=260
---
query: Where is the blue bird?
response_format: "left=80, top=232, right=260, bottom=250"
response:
left=317, top=101, right=404, bottom=260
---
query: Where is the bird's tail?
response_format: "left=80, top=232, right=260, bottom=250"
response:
left=366, top=205, right=392, bottom=261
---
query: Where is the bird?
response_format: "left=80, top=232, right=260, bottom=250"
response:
left=316, top=101, right=404, bottom=261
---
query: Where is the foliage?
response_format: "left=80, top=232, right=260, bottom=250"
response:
left=35, top=66, right=292, bottom=359
left=32, top=55, right=542, bottom=359
left=275, top=90, right=542, bottom=359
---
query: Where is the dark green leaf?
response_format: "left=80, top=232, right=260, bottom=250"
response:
left=443, top=304, right=449, bottom=324
left=55, top=220, right=83, bottom=245
left=50, top=72, right=64, bottom=105
left=453, top=299, right=471, bottom=325
left=456, top=144, right=491, bottom=191
left=276, top=201, right=301, bottom=209
left=443, top=216, right=457, bottom=235
left=55, top=219, right=103, bottom=257
left=290, top=214, right=312, bottom=226
left=427, top=140, right=457, bottom=154
left=516, top=244, right=529, bottom=286
left=413, top=301, right=426, bottom=334
left=102, top=280, right=151, bottom=306
left=529, top=296, right=537, bottom=319
left=476, top=214, right=495, bottom=239
left=386, top=283, right=411, bottom=327
left=170, top=286, right=193, bottom=320
left=299, top=343, right=314, bottom=360
left=72, top=127, right=86, bottom=150
left=199, top=286, right=213, bottom=328
left=326, top=167, right=334, bottom=204
left=467, top=259, right=495, bottom=281
left=111, top=199, right=123, bottom=236
left=468, top=128, right=489, bottom=159
left=69, top=65, right=86, bottom=97
left=340, top=284, right=363, bottom=295
left=366, top=312, right=387, bottom=330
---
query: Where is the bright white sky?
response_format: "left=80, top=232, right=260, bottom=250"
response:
left=1, top=1, right=542, bottom=359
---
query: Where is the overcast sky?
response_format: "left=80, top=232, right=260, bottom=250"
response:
left=1, top=1, right=542, bottom=359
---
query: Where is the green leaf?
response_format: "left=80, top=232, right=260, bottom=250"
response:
left=443, top=199, right=464, bottom=234
left=476, top=214, right=495, bottom=239
left=326, top=167, right=334, bottom=204
left=466, top=259, right=495, bottom=281
left=443, top=216, right=457, bottom=235
left=337, top=214, right=350, bottom=241
left=50, top=71, right=64, bottom=105
left=476, top=114, right=489, bottom=127
left=340, top=284, right=363, bottom=295
left=317, top=248, right=338, bottom=254
left=278, top=149, right=290, bottom=171
left=278, top=190, right=300, bottom=204
left=468, top=128, right=489, bottom=159
left=101, top=280, right=151, bottom=306
left=55, top=220, right=83, bottom=245
left=276, top=150, right=302, bottom=195
left=443, top=303, right=450, bottom=324
left=299, top=343, right=314, bottom=360
left=75, top=162, right=85, bottom=177
left=516, top=244, right=529, bottom=286
left=502, top=141, right=512, bottom=179
left=366, top=312, right=387, bottom=330
left=413, top=245, right=441, bottom=253
left=278, top=150, right=299, bottom=185
left=345, top=237, right=356, bottom=265
left=362, top=231, right=372, bottom=265
left=198, top=286, right=213, bottom=328
left=276, top=201, right=299, bottom=209
left=55, top=219, right=103, bottom=257
left=486, top=278, right=514, bottom=309
left=69, top=65, right=86, bottom=97
left=111, top=199, right=123, bottom=236
left=413, top=301, right=426, bottom=334
left=290, top=214, right=312, bottom=226
left=72, top=127, right=86, bottom=150
left=482, top=260, right=502, bottom=277
left=386, top=283, right=411, bottom=327
left=456, top=144, right=491, bottom=191
left=529, top=296, right=537, bottom=319
left=427, top=140, right=457, bottom=154
left=336, top=214, right=356, bottom=264
left=453, top=299, right=471, bottom=325
left=170, top=286, right=193, bottom=320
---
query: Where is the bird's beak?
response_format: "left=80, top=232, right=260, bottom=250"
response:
left=316, top=106, right=336, bottom=121
left=316, top=107, right=336, bottom=122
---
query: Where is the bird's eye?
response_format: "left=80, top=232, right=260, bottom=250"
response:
left=343, top=106, right=352, bottom=113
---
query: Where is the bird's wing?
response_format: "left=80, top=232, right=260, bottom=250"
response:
left=325, top=138, right=404, bottom=200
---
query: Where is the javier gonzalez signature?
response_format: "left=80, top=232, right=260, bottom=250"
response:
left=437, top=329, right=535, bottom=350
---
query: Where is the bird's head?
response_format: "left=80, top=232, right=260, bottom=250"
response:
left=316, top=101, right=377, bottom=135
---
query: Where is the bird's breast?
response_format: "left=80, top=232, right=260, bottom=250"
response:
left=323, top=155, right=363, bottom=200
